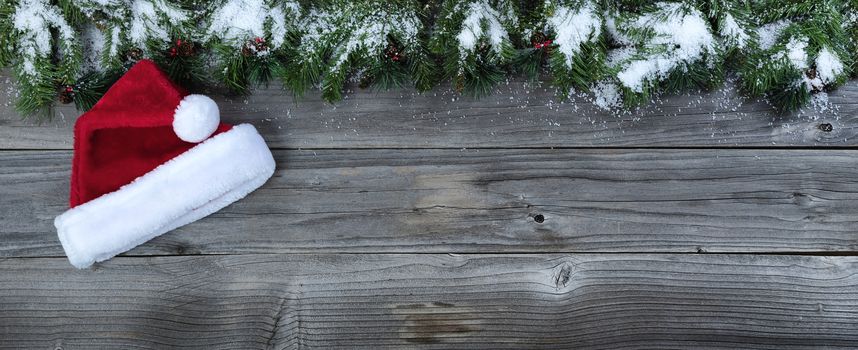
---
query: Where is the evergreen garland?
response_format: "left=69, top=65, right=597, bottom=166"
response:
left=1, top=0, right=856, bottom=119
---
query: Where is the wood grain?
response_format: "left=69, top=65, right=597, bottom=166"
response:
left=2, top=76, right=856, bottom=149
left=4, top=148, right=858, bottom=257
left=4, top=70, right=858, bottom=349
left=1, top=253, right=857, bottom=349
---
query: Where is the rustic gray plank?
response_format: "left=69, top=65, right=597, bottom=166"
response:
left=1, top=253, right=857, bottom=349
left=1, top=74, right=856, bottom=149
left=4, top=148, right=858, bottom=257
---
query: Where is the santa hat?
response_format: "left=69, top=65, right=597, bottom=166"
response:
left=54, top=60, right=276, bottom=268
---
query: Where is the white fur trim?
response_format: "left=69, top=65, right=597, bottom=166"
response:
left=173, top=94, right=220, bottom=143
left=55, top=124, right=275, bottom=268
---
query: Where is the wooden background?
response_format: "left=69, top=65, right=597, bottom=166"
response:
left=2, top=75, right=858, bottom=349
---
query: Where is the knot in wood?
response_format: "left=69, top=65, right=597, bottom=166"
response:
left=552, top=261, right=575, bottom=289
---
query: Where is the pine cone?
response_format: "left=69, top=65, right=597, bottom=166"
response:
left=385, top=39, right=404, bottom=62
left=385, top=47, right=402, bottom=62
left=92, top=11, right=109, bottom=30
left=242, top=38, right=269, bottom=57
left=806, top=68, right=823, bottom=92
left=177, top=40, right=196, bottom=57
left=531, top=32, right=554, bottom=54
left=125, top=48, right=143, bottom=62
left=530, top=32, right=547, bottom=47
left=358, top=74, right=373, bottom=89
left=58, top=86, right=74, bottom=104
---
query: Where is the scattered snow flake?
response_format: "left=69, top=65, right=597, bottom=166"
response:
left=592, top=82, right=621, bottom=110
left=810, top=92, right=830, bottom=113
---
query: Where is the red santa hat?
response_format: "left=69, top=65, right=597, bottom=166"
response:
left=54, top=60, right=276, bottom=268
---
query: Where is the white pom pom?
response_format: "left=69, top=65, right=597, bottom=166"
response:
left=173, top=94, right=220, bottom=143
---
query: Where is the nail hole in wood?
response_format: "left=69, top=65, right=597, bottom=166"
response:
left=818, top=123, right=833, bottom=132
left=533, top=214, right=545, bottom=223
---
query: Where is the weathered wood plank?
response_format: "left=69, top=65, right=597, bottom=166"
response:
left=3, top=148, right=857, bottom=257
left=1, top=75, right=856, bottom=149
left=1, top=254, right=857, bottom=349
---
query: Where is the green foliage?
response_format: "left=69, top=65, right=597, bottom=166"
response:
left=537, top=0, right=607, bottom=94
left=149, top=38, right=208, bottom=89
left=14, top=67, right=56, bottom=119
left=214, top=44, right=283, bottom=95
left=430, top=0, right=519, bottom=97
left=739, top=0, right=853, bottom=112
left=847, top=1, right=858, bottom=76
left=71, top=70, right=113, bottom=110
left=3, top=0, right=81, bottom=119
left=0, top=0, right=14, bottom=67
left=283, top=0, right=432, bottom=102
left=203, top=0, right=301, bottom=94
left=708, top=1, right=755, bottom=67
left=601, top=2, right=725, bottom=107
left=1, top=0, right=857, bottom=119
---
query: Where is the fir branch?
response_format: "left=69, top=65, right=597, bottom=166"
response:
left=7, top=0, right=79, bottom=119
left=71, top=70, right=113, bottom=110
left=149, top=38, right=208, bottom=89
left=286, top=0, right=428, bottom=102
left=431, top=0, right=520, bottom=96
left=203, top=0, right=301, bottom=94
left=739, top=0, right=853, bottom=111
left=542, top=0, right=606, bottom=93
left=14, top=69, right=55, bottom=118
left=0, top=1, right=14, bottom=67
left=603, top=2, right=722, bottom=107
